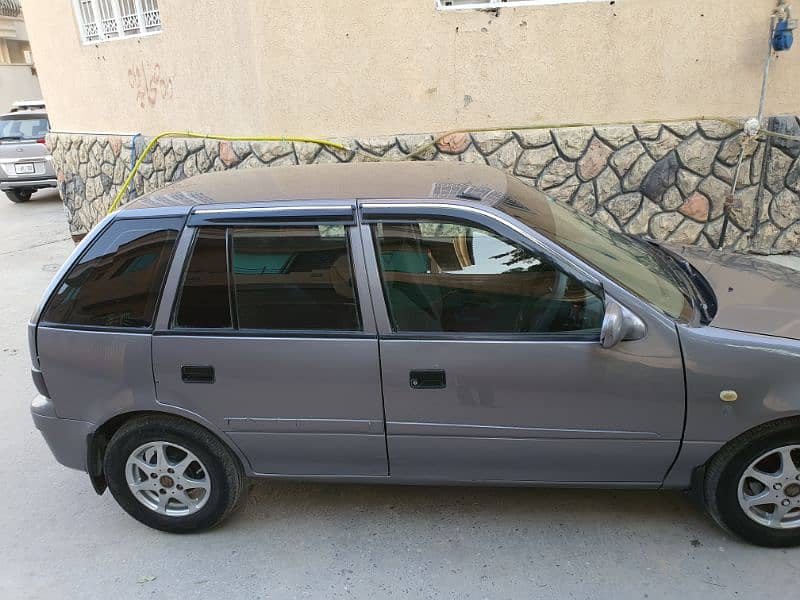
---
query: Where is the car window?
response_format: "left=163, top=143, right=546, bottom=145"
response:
left=0, top=116, right=49, bottom=140
left=372, top=220, right=604, bottom=334
left=41, top=218, right=181, bottom=328
left=173, top=225, right=361, bottom=331
left=500, top=177, right=694, bottom=321
left=173, top=228, right=232, bottom=329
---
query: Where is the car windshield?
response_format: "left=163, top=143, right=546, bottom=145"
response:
left=0, top=115, right=49, bottom=141
left=499, top=178, right=694, bottom=321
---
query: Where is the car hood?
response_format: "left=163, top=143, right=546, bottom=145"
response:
left=664, top=244, right=800, bottom=340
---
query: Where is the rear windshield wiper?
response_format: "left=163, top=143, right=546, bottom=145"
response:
left=0, top=136, right=22, bottom=141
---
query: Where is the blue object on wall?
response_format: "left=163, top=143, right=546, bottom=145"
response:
left=773, top=19, right=795, bottom=51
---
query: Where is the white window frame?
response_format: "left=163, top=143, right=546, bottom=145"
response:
left=71, top=0, right=161, bottom=44
left=437, top=0, right=607, bottom=10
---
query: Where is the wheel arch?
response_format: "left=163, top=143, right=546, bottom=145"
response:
left=87, top=409, right=251, bottom=495
left=687, top=415, right=800, bottom=498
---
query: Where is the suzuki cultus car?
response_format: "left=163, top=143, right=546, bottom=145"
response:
left=29, top=162, right=800, bottom=546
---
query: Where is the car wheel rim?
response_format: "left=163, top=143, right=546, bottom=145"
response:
left=738, top=444, right=800, bottom=530
left=125, top=441, right=211, bottom=517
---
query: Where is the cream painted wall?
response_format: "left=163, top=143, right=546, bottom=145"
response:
left=21, top=0, right=800, bottom=137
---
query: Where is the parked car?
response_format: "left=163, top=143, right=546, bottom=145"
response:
left=0, top=108, right=56, bottom=203
left=29, top=162, right=800, bottom=546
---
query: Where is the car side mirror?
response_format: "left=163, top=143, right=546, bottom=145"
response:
left=600, top=297, right=646, bottom=349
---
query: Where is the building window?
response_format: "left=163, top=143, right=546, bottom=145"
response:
left=437, top=0, right=603, bottom=10
left=0, top=0, right=22, bottom=18
left=71, top=0, right=161, bottom=44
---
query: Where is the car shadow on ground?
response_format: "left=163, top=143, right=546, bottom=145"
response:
left=222, top=479, right=730, bottom=544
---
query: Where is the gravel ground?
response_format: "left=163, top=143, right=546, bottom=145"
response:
left=0, top=191, right=798, bottom=599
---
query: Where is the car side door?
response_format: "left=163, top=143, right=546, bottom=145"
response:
left=359, top=201, right=685, bottom=485
left=152, top=203, right=388, bottom=477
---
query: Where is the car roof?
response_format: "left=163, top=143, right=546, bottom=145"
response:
left=121, top=162, right=523, bottom=211
left=0, top=109, right=48, bottom=118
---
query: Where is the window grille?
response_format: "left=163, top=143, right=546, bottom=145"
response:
left=71, top=0, right=160, bottom=44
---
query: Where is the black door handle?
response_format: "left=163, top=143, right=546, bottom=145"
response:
left=410, top=370, right=446, bottom=389
left=181, top=365, right=215, bottom=384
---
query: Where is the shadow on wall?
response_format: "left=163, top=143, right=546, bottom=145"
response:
left=47, top=117, right=800, bottom=255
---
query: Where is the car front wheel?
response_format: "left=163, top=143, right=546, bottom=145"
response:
left=104, top=416, right=247, bottom=533
left=5, top=189, right=32, bottom=203
left=704, top=419, right=800, bottom=547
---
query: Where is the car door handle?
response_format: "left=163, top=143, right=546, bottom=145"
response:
left=181, top=365, right=215, bottom=384
left=410, top=370, right=446, bottom=390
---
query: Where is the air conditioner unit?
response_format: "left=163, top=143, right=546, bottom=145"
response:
left=23, top=50, right=33, bottom=65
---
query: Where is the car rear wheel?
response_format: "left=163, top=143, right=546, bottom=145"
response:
left=5, top=189, right=32, bottom=203
left=704, top=419, right=800, bottom=547
left=104, top=415, right=247, bottom=533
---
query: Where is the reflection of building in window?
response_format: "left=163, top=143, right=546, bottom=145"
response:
left=43, top=224, right=178, bottom=328
left=375, top=220, right=604, bottom=333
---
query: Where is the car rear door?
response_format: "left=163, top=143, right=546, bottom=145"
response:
left=359, top=201, right=685, bottom=485
left=152, top=202, right=388, bottom=477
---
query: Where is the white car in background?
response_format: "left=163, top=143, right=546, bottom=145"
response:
left=0, top=105, right=56, bottom=203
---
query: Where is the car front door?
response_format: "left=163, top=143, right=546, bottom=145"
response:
left=152, top=203, right=387, bottom=477
left=360, top=201, right=685, bottom=485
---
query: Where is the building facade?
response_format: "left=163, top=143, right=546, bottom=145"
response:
left=0, top=0, right=41, bottom=110
left=20, top=0, right=800, bottom=252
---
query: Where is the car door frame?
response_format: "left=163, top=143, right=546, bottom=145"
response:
left=357, top=198, right=687, bottom=486
left=150, top=200, right=389, bottom=479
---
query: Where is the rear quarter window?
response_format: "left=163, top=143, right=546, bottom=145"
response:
left=41, top=218, right=182, bottom=329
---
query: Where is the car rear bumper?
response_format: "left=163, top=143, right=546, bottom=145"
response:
left=0, top=177, right=57, bottom=191
left=31, top=395, right=91, bottom=472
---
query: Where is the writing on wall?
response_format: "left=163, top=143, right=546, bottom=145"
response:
left=128, top=62, right=174, bottom=109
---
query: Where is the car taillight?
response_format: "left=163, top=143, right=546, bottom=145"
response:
left=36, top=138, right=46, bottom=145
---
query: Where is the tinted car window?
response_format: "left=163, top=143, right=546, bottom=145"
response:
left=231, top=226, right=360, bottom=331
left=373, top=220, right=603, bottom=334
left=500, top=177, right=693, bottom=321
left=173, top=228, right=232, bottom=329
left=42, top=218, right=181, bottom=328
left=173, top=225, right=360, bottom=331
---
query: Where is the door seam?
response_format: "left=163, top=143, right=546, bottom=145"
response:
left=659, top=323, right=689, bottom=488
left=355, top=203, right=391, bottom=476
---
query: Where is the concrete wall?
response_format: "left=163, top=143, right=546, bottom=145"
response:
left=0, top=64, right=41, bottom=110
left=22, top=0, right=800, bottom=137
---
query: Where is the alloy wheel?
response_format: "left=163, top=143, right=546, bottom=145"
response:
left=738, top=444, right=800, bottom=529
left=125, top=441, right=211, bottom=517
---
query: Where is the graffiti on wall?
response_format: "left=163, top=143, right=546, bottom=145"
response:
left=128, top=62, right=174, bottom=109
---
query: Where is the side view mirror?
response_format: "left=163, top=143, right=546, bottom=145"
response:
left=600, top=297, right=646, bottom=349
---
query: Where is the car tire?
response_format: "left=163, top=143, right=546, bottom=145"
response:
left=5, top=189, right=32, bottom=203
left=104, top=415, right=247, bottom=533
left=704, top=418, right=800, bottom=547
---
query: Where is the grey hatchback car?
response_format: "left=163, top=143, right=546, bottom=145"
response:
left=29, top=162, right=800, bottom=545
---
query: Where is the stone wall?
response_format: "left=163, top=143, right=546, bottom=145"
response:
left=48, top=117, right=800, bottom=253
